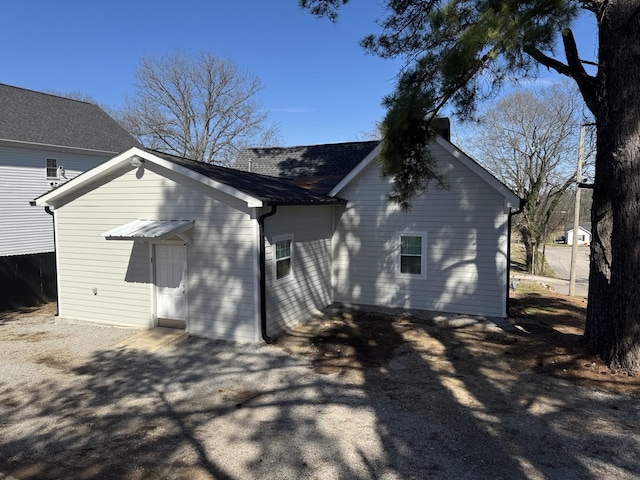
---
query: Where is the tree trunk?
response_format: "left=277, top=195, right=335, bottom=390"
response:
left=585, top=130, right=613, bottom=351
left=585, top=2, right=640, bottom=372
left=519, top=228, right=535, bottom=272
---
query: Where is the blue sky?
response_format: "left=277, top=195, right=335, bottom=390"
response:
left=1, top=1, right=597, bottom=147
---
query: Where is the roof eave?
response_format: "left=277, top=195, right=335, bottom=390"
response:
left=263, top=198, right=347, bottom=207
left=0, top=138, right=126, bottom=156
left=34, top=147, right=265, bottom=208
left=434, top=136, right=522, bottom=207
left=328, top=142, right=383, bottom=197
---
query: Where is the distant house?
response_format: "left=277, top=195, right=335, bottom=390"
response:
left=33, top=133, right=520, bottom=343
left=565, top=223, right=591, bottom=246
left=0, top=84, right=137, bottom=309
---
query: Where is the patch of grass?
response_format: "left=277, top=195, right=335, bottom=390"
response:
left=515, top=280, right=551, bottom=294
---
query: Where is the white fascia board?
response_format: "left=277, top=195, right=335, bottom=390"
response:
left=328, top=142, right=383, bottom=197
left=435, top=136, right=521, bottom=207
left=35, top=147, right=263, bottom=208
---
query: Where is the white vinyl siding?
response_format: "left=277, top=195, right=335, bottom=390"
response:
left=53, top=164, right=257, bottom=342
left=332, top=141, right=511, bottom=318
left=264, top=206, right=333, bottom=336
left=0, top=145, right=110, bottom=257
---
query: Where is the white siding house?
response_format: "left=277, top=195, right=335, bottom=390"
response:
left=36, top=132, right=520, bottom=343
left=238, top=135, right=521, bottom=322
left=0, top=84, right=136, bottom=309
left=564, top=223, right=592, bottom=246
left=329, top=138, right=517, bottom=318
left=0, top=145, right=118, bottom=256
left=0, top=84, right=137, bottom=257
left=35, top=147, right=344, bottom=343
left=264, top=205, right=334, bottom=337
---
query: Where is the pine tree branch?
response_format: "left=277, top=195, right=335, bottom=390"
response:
left=523, top=29, right=598, bottom=115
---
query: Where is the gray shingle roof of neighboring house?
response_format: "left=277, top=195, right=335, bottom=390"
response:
left=234, top=140, right=381, bottom=195
left=0, top=83, right=137, bottom=153
left=565, top=222, right=592, bottom=232
left=147, top=148, right=346, bottom=206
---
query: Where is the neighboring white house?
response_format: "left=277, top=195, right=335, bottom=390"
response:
left=34, top=135, right=520, bottom=343
left=0, top=84, right=137, bottom=308
left=0, top=84, right=137, bottom=257
left=565, top=223, right=592, bottom=246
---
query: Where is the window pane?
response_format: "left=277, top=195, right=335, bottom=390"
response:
left=401, top=255, right=422, bottom=275
left=276, top=258, right=291, bottom=279
left=276, top=240, right=291, bottom=260
left=401, top=236, right=422, bottom=255
left=46, top=158, right=58, bottom=178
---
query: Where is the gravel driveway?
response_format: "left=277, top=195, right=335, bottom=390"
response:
left=1, top=305, right=639, bottom=479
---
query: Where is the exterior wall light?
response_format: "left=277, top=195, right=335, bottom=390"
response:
left=130, top=156, right=145, bottom=168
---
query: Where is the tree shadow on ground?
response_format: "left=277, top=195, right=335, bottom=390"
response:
left=0, top=332, right=377, bottom=479
left=1, top=297, right=639, bottom=479
left=279, top=301, right=640, bottom=478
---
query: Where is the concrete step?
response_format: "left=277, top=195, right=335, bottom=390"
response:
left=116, top=327, right=187, bottom=352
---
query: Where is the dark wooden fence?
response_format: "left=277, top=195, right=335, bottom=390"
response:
left=0, top=252, right=56, bottom=311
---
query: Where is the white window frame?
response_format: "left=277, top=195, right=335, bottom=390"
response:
left=396, top=231, right=427, bottom=279
left=273, top=234, right=294, bottom=284
left=45, top=158, right=59, bottom=179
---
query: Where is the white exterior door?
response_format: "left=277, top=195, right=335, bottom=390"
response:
left=155, top=244, right=187, bottom=327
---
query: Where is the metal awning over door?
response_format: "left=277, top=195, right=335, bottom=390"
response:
left=101, top=219, right=194, bottom=244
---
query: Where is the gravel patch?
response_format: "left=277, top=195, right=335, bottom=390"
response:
left=1, top=305, right=639, bottom=479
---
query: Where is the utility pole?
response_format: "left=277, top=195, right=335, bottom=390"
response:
left=569, top=124, right=585, bottom=296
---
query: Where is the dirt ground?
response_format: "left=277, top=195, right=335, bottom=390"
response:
left=1, top=286, right=639, bottom=479
left=278, top=285, right=639, bottom=398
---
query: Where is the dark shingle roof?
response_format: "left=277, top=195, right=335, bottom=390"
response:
left=147, top=149, right=345, bottom=206
left=0, top=84, right=137, bottom=152
left=234, top=140, right=380, bottom=194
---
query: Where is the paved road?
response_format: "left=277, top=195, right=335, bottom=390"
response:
left=521, top=245, right=590, bottom=298
left=544, top=245, right=590, bottom=282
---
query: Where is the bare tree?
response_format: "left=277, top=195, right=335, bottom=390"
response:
left=470, top=85, right=591, bottom=272
left=45, top=90, right=119, bottom=117
left=121, top=51, right=279, bottom=165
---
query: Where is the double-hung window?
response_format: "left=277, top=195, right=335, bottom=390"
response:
left=397, top=232, right=426, bottom=278
left=273, top=234, right=293, bottom=282
left=46, top=158, right=58, bottom=179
